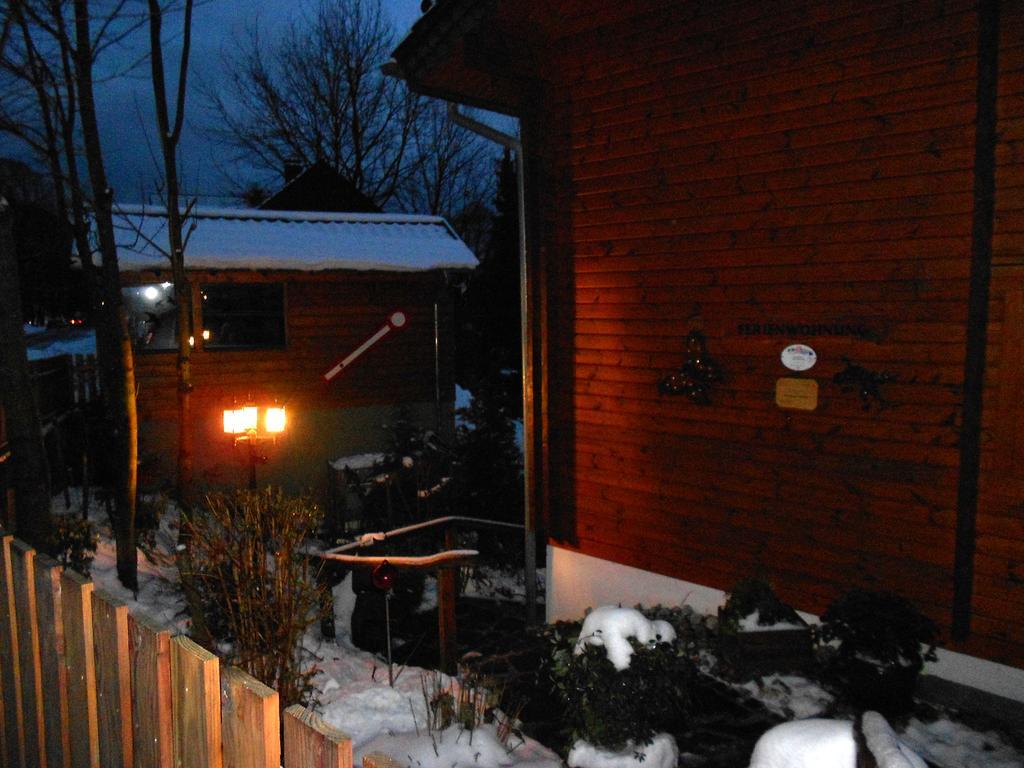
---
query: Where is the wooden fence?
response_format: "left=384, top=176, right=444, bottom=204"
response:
left=0, top=532, right=353, bottom=768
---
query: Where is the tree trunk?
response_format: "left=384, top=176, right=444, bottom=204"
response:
left=73, top=0, right=138, bottom=591
left=147, top=0, right=195, bottom=505
left=0, top=199, right=53, bottom=548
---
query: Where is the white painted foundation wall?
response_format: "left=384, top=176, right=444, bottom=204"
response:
left=546, top=544, right=1024, bottom=704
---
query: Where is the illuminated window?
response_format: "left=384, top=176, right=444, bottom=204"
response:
left=122, top=283, right=181, bottom=351
left=202, top=283, right=285, bottom=349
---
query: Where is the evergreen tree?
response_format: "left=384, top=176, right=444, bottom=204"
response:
left=457, top=148, right=522, bottom=417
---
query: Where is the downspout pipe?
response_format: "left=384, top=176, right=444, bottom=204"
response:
left=447, top=102, right=538, bottom=624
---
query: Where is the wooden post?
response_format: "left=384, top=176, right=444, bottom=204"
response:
left=129, top=614, right=172, bottom=768
left=12, top=540, right=46, bottom=768
left=61, top=570, right=98, bottom=768
left=170, top=636, right=221, bottom=768
left=437, top=526, right=458, bottom=675
left=220, top=667, right=279, bottom=768
left=1, top=534, right=26, bottom=768
left=92, top=591, right=133, bottom=768
left=34, top=553, right=71, bottom=768
left=282, top=706, right=351, bottom=768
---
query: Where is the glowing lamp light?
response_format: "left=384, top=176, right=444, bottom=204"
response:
left=265, top=406, right=286, bottom=434
left=223, top=405, right=258, bottom=434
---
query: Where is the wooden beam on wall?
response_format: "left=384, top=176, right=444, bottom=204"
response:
left=170, top=636, right=222, bottom=768
left=91, top=591, right=133, bottom=768
left=0, top=534, right=26, bottom=768
left=220, top=667, right=279, bottom=768
left=12, top=540, right=46, bottom=768
left=953, top=0, right=1002, bottom=641
left=60, top=570, right=98, bottom=768
left=129, top=614, right=173, bottom=768
left=34, top=553, right=71, bottom=768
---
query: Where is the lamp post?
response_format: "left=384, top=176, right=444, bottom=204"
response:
left=223, top=402, right=287, bottom=489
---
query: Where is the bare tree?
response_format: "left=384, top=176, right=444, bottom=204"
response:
left=205, top=0, right=491, bottom=212
left=1, top=0, right=141, bottom=589
left=392, top=99, right=493, bottom=219
left=146, top=0, right=196, bottom=503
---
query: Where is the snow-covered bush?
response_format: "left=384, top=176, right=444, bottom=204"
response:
left=718, top=577, right=803, bottom=634
left=178, top=488, right=325, bottom=707
left=548, top=606, right=693, bottom=761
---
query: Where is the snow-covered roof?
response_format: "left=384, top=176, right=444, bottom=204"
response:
left=112, top=205, right=477, bottom=273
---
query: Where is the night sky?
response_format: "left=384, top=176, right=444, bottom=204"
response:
left=1, top=0, right=429, bottom=206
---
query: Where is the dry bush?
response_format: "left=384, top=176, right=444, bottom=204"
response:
left=178, top=488, right=326, bottom=706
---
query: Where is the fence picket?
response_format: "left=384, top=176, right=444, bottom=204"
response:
left=1, top=533, right=26, bottom=768
left=170, top=636, right=222, bottom=768
left=12, top=541, right=46, bottom=768
left=34, top=554, right=71, bottom=768
left=282, top=705, right=352, bottom=768
left=60, top=570, right=98, bottom=768
left=220, top=667, right=279, bottom=768
left=92, top=591, right=133, bottom=768
left=128, top=614, right=172, bottom=768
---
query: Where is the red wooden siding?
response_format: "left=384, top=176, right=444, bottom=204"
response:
left=536, top=0, right=976, bottom=640
left=397, top=0, right=1024, bottom=667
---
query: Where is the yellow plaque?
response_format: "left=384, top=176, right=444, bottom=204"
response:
left=775, top=378, right=818, bottom=411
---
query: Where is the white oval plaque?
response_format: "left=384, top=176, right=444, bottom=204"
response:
left=781, top=344, right=817, bottom=371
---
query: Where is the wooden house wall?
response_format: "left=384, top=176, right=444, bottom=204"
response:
left=513, top=0, right=1024, bottom=665
left=124, top=269, right=457, bottom=490
left=977, top=2, right=1024, bottom=665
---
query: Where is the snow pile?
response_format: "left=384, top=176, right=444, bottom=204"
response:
left=737, top=674, right=834, bottom=719
left=861, top=712, right=928, bottom=768
left=311, top=575, right=560, bottom=768
left=67, top=491, right=187, bottom=632
left=574, top=606, right=676, bottom=670
left=900, top=717, right=1024, bottom=768
left=737, top=611, right=805, bottom=632
left=330, top=452, right=386, bottom=471
left=362, top=724, right=559, bottom=768
left=568, top=733, right=678, bottom=768
left=748, top=713, right=927, bottom=768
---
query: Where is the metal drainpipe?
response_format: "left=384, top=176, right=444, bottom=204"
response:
left=447, top=103, right=537, bottom=624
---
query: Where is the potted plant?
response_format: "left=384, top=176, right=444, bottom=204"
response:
left=549, top=606, right=693, bottom=768
left=819, top=590, right=938, bottom=716
left=717, top=577, right=812, bottom=676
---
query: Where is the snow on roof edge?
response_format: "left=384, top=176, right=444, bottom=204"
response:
left=114, top=204, right=454, bottom=228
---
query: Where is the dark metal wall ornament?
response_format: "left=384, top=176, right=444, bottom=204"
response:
left=658, top=331, right=722, bottom=404
left=832, top=358, right=893, bottom=410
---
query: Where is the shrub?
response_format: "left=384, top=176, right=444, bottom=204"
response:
left=547, top=615, right=694, bottom=752
left=718, top=577, right=803, bottom=633
left=819, top=589, right=938, bottom=671
left=49, top=513, right=98, bottom=575
left=178, top=488, right=326, bottom=707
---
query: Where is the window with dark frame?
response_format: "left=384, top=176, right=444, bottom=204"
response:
left=201, top=283, right=285, bottom=349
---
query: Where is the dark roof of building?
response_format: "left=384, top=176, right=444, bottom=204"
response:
left=259, top=161, right=382, bottom=214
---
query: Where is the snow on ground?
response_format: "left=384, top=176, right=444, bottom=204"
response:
left=901, top=717, right=1024, bottom=768
left=23, top=326, right=96, bottom=360
left=53, top=489, right=187, bottom=632
left=43, top=490, right=1024, bottom=768
left=568, top=733, right=679, bottom=768
left=735, top=673, right=835, bottom=720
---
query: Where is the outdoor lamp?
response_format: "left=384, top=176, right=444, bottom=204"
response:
left=265, top=405, right=286, bottom=433
left=222, top=401, right=285, bottom=489
left=223, top=404, right=258, bottom=435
